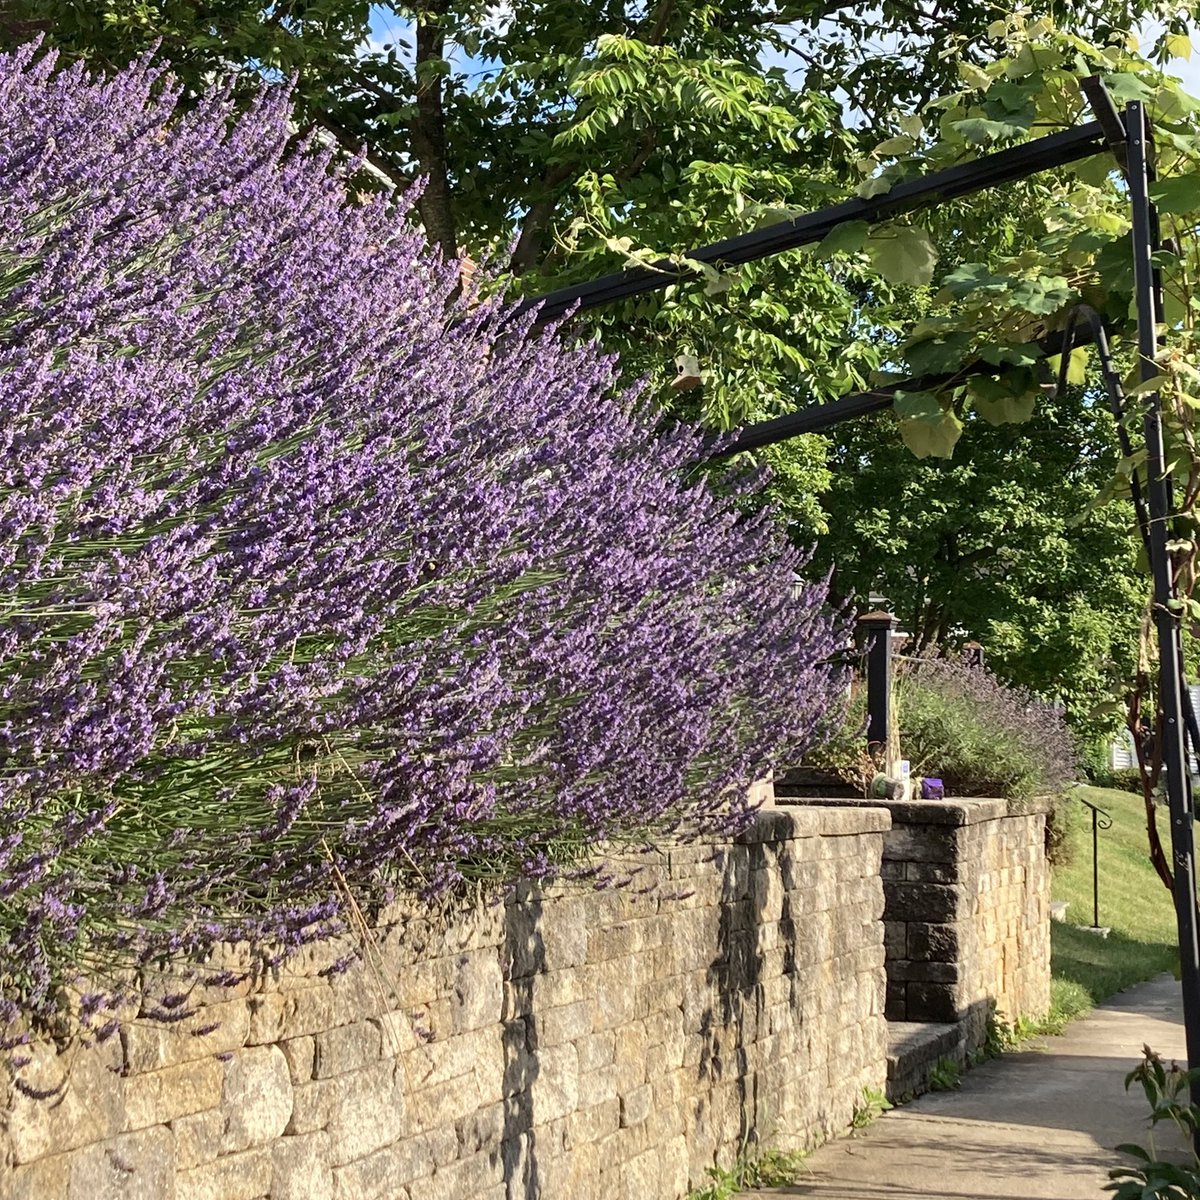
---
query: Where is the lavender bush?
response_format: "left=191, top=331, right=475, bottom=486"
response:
left=0, top=46, right=846, bottom=1046
left=897, top=655, right=1080, bottom=860
left=897, top=656, right=1078, bottom=799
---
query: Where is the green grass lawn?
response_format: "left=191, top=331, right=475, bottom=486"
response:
left=1046, top=784, right=1180, bottom=1027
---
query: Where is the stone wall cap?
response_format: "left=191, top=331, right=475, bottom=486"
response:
left=777, top=795, right=1020, bottom=826
left=732, top=804, right=891, bottom=842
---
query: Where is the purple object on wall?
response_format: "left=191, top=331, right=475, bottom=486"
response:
left=921, top=778, right=945, bottom=800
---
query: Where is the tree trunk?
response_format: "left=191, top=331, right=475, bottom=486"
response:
left=411, top=3, right=457, bottom=258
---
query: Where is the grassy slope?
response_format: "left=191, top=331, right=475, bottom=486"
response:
left=1047, top=784, right=1179, bottom=1025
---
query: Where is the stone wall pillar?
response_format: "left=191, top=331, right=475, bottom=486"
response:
left=877, top=798, right=1050, bottom=1050
left=774, top=795, right=1051, bottom=1057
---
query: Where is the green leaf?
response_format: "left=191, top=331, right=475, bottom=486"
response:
left=1008, top=275, right=1072, bottom=315
left=952, top=116, right=1029, bottom=144
left=866, top=225, right=939, bottom=287
left=873, top=134, right=915, bottom=157
left=940, top=263, right=1011, bottom=299
left=1150, top=173, right=1200, bottom=216
left=894, top=389, right=943, bottom=421
left=978, top=344, right=1039, bottom=368
left=1166, top=32, right=1193, bottom=61
left=903, top=330, right=974, bottom=375
left=897, top=408, right=964, bottom=459
left=1046, top=348, right=1089, bottom=387
left=815, top=220, right=869, bottom=258
left=1103, top=73, right=1156, bottom=105
left=958, top=62, right=992, bottom=90
left=969, top=375, right=1038, bottom=424
left=857, top=174, right=894, bottom=199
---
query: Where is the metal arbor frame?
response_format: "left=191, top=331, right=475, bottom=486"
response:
left=522, top=80, right=1200, bottom=1112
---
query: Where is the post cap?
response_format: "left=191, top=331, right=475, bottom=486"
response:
left=858, top=610, right=898, bottom=626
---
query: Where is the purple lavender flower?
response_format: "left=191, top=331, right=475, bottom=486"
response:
left=0, top=42, right=847, bottom=1050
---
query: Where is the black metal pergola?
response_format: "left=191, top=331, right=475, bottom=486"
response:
left=520, top=79, right=1200, bottom=1123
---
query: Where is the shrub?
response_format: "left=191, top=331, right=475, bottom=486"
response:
left=897, top=656, right=1078, bottom=800
left=1087, top=766, right=1143, bottom=795
left=897, top=656, right=1080, bottom=861
left=0, top=47, right=847, bottom=1045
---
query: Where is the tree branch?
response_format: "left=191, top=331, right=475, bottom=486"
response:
left=303, top=109, right=413, bottom=191
left=509, top=162, right=578, bottom=274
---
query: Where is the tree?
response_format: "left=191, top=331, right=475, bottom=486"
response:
left=0, top=0, right=1175, bottom=432
left=814, top=401, right=1144, bottom=741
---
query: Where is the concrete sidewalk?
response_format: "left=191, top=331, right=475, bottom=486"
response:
left=742, top=974, right=1189, bottom=1200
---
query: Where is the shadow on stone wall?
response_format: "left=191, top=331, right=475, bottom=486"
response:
left=502, top=885, right=544, bottom=1199
left=697, top=838, right=780, bottom=1159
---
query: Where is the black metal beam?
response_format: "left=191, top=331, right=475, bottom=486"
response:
left=519, top=122, right=1107, bottom=324
left=1081, top=75, right=1129, bottom=172
left=708, top=316, right=1108, bottom=458
left=1128, top=98, right=1200, bottom=1136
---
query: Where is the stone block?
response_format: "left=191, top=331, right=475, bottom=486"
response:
left=529, top=1042, right=579, bottom=1125
left=884, top=882, right=963, bottom=924
left=904, top=861, right=958, bottom=884
left=273, top=1132, right=334, bottom=1200
left=9, top=1153, right=70, bottom=1200
left=67, top=1126, right=174, bottom=1200
left=620, top=1083, right=653, bottom=1129
left=222, top=1045, right=294, bottom=1153
left=280, top=1036, right=316, bottom=1085
left=749, top=868, right=785, bottom=923
left=816, top=806, right=891, bottom=837
left=588, top=960, right=639, bottom=1029
left=882, top=825, right=961, bottom=863
left=906, top=922, right=962, bottom=962
left=409, top=1074, right=482, bottom=1134
left=427, top=1125, right=461, bottom=1168
left=313, top=1021, right=382, bottom=1079
left=888, top=960, right=961, bottom=984
left=450, top=952, right=505, bottom=1034
left=406, top=1027, right=495, bottom=1091
left=577, top=1064, right=619, bottom=1106
left=587, top=921, right=641, bottom=963
left=734, top=808, right=797, bottom=843
left=124, top=1056, right=224, bottom=1131
left=566, top=1097, right=620, bottom=1148
left=9, top=1038, right=125, bottom=1164
left=421, top=1149, right=504, bottom=1200
left=502, top=897, right=587, bottom=979
left=455, top=1099, right=505, bottom=1156
left=247, top=982, right=374, bottom=1046
left=906, top=981, right=960, bottom=1023
left=172, top=1108, right=225, bottom=1170
left=330, top=1136, right=433, bottom=1199
left=529, top=1000, right=592, bottom=1049
left=322, top=1061, right=407, bottom=1165
left=176, top=1146, right=272, bottom=1200
left=621, top=1146, right=665, bottom=1198
left=122, top=1000, right=251, bottom=1073
left=575, top=1030, right=615, bottom=1074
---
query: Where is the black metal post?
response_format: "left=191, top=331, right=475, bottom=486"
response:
left=1127, top=100, right=1200, bottom=1115
left=1094, top=807, right=1100, bottom=929
left=859, top=611, right=897, bottom=757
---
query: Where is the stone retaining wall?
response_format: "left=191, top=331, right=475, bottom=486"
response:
left=2, top=806, right=891, bottom=1200
left=877, top=798, right=1051, bottom=1049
